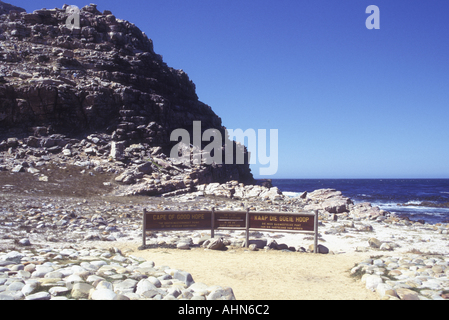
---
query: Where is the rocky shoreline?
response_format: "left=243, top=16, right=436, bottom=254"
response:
left=1, top=175, right=449, bottom=299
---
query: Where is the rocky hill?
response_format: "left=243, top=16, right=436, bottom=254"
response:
left=0, top=0, right=24, bottom=15
left=0, top=3, right=257, bottom=197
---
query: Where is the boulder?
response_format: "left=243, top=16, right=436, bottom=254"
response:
left=113, top=279, right=138, bottom=294
left=177, top=243, right=191, bottom=250
left=396, top=288, right=420, bottom=300
left=308, top=244, right=329, bottom=254
left=321, top=198, right=350, bottom=213
left=25, top=292, right=51, bottom=300
left=71, top=283, right=94, bottom=299
left=307, top=189, right=343, bottom=200
left=376, top=283, right=397, bottom=299
left=90, top=289, right=118, bottom=300
left=364, top=274, right=383, bottom=292
left=204, top=238, right=226, bottom=251
left=110, top=141, right=125, bottom=160
left=242, top=239, right=267, bottom=249
left=6, top=137, right=19, bottom=147
left=368, top=238, right=382, bottom=249
left=173, top=271, right=195, bottom=288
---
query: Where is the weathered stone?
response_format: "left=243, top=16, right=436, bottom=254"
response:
left=177, top=243, right=190, bottom=250
left=90, top=288, right=118, bottom=300
left=248, top=244, right=258, bottom=251
left=71, top=283, right=94, bottom=299
left=396, top=288, right=420, bottom=300
left=376, top=283, right=397, bottom=299
left=173, top=271, right=195, bottom=288
left=20, top=281, right=36, bottom=296
left=1, top=251, right=24, bottom=263
left=368, top=238, right=382, bottom=249
left=364, top=274, right=383, bottom=292
left=308, top=244, right=329, bottom=254
left=243, top=239, right=268, bottom=249
left=113, top=279, right=138, bottom=294
left=11, top=165, right=24, bottom=173
left=48, top=287, right=70, bottom=296
left=206, top=238, right=226, bottom=251
left=146, top=277, right=162, bottom=288
left=6, top=138, right=19, bottom=148
left=31, top=265, right=54, bottom=278
left=25, top=292, right=51, bottom=300
left=135, top=279, right=157, bottom=296
left=8, top=281, right=25, bottom=292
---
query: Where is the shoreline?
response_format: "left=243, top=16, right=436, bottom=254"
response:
left=269, top=179, right=449, bottom=225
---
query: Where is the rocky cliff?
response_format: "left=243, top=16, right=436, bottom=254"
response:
left=0, top=0, right=25, bottom=15
left=0, top=3, right=255, bottom=195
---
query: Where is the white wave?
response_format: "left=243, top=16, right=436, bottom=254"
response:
left=404, top=200, right=421, bottom=205
left=282, top=191, right=303, bottom=198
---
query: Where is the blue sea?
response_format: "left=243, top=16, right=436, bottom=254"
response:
left=271, top=179, right=449, bottom=225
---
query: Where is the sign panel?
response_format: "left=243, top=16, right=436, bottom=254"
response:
left=214, top=211, right=246, bottom=229
left=142, top=209, right=318, bottom=252
left=249, top=212, right=315, bottom=232
left=145, top=211, right=211, bottom=231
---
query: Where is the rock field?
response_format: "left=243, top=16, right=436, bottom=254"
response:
left=0, top=245, right=235, bottom=300
left=1, top=178, right=449, bottom=300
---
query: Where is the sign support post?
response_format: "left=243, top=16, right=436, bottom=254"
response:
left=211, top=207, right=215, bottom=239
left=245, top=208, right=250, bottom=248
left=142, top=208, right=147, bottom=247
left=314, top=210, right=318, bottom=253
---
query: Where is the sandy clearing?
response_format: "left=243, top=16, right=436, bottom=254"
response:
left=112, top=242, right=379, bottom=300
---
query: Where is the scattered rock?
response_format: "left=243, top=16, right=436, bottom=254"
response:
left=0, top=246, right=236, bottom=300
left=395, top=288, right=420, bottom=300
left=368, top=238, right=382, bottom=249
left=18, top=239, right=31, bottom=246
left=308, top=244, right=329, bottom=254
left=204, top=238, right=225, bottom=251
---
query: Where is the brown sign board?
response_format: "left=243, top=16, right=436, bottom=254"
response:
left=144, top=210, right=211, bottom=231
left=214, top=210, right=246, bottom=229
left=249, top=212, right=315, bottom=232
left=142, top=209, right=319, bottom=253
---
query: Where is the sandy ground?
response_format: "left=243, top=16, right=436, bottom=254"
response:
left=99, top=219, right=449, bottom=300
left=111, top=241, right=379, bottom=300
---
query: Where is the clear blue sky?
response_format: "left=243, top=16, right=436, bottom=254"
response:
left=13, top=0, right=449, bottom=179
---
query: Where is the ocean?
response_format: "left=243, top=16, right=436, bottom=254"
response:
left=271, top=179, right=449, bottom=224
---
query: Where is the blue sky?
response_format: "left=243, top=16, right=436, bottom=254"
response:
left=13, top=0, right=449, bottom=179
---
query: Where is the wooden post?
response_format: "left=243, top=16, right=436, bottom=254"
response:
left=314, top=210, right=318, bottom=253
left=211, top=207, right=215, bottom=239
left=245, top=208, right=249, bottom=248
left=142, top=209, right=147, bottom=247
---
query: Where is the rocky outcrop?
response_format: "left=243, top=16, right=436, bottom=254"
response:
left=303, top=189, right=353, bottom=214
left=196, top=181, right=284, bottom=201
left=0, top=3, right=254, bottom=194
left=0, top=1, right=25, bottom=15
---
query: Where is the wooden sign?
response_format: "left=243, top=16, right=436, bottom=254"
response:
left=144, top=210, right=211, bottom=231
left=142, top=209, right=319, bottom=253
left=249, top=212, right=315, bottom=232
left=213, top=210, right=247, bottom=229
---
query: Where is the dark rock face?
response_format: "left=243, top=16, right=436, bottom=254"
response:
left=0, top=4, right=254, bottom=187
left=0, top=1, right=25, bottom=15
